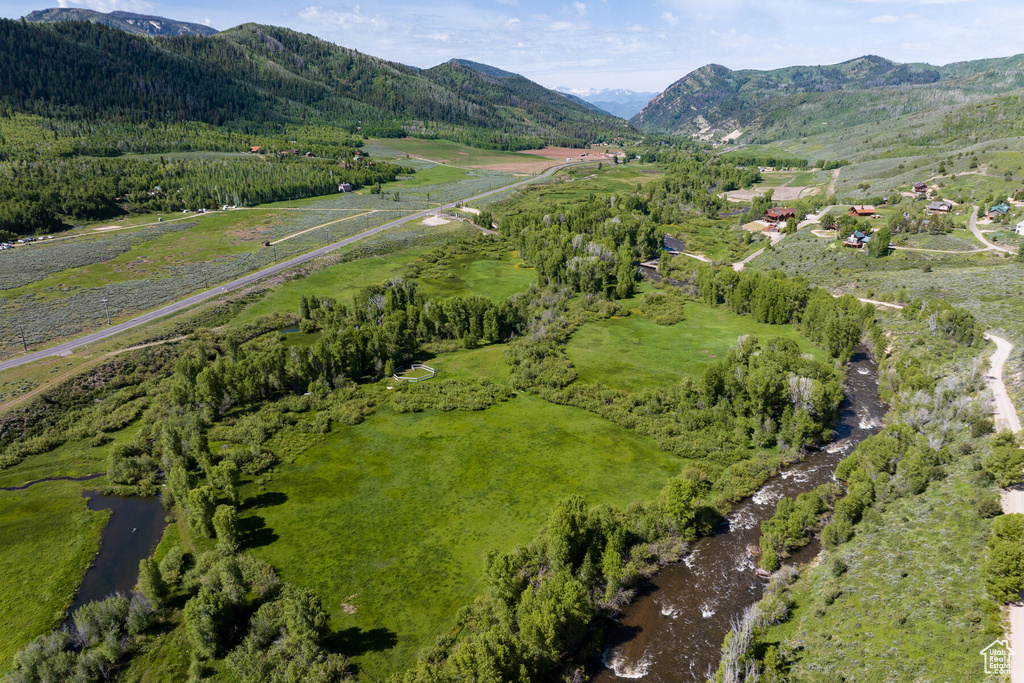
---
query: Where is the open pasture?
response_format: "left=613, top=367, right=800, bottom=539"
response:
left=566, top=300, right=824, bottom=393
left=241, top=396, right=681, bottom=678
left=365, top=138, right=556, bottom=172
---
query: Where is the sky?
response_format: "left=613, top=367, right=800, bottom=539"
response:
left=3, top=0, right=1023, bottom=92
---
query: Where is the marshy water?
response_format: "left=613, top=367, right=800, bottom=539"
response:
left=595, top=350, right=885, bottom=681
left=63, top=493, right=166, bottom=624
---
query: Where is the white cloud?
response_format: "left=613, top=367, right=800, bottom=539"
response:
left=298, top=5, right=387, bottom=31
left=711, top=28, right=754, bottom=49
left=56, top=0, right=153, bottom=11
left=870, top=13, right=920, bottom=22
left=574, top=2, right=587, bottom=17
left=661, top=11, right=679, bottom=27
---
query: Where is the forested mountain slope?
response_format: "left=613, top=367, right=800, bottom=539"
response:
left=634, top=54, right=1024, bottom=142
left=0, top=20, right=629, bottom=148
left=24, top=8, right=218, bottom=37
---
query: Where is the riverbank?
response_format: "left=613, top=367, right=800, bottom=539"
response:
left=594, top=350, right=885, bottom=681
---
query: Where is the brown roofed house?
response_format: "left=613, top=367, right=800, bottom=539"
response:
left=764, top=207, right=796, bottom=223
left=848, top=205, right=878, bottom=217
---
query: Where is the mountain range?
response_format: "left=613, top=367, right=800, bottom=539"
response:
left=14, top=8, right=1024, bottom=153
left=632, top=54, right=1024, bottom=143
left=24, top=7, right=218, bottom=37
left=555, top=88, right=657, bottom=119
left=1, top=14, right=629, bottom=149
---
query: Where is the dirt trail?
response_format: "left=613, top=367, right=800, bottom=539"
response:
left=985, top=332, right=1024, bottom=683
left=970, top=206, right=1018, bottom=255
left=0, top=336, right=187, bottom=415
left=728, top=206, right=837, bottom=272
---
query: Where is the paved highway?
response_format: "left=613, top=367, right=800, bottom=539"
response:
left=0, top=161, right=582, bottom=373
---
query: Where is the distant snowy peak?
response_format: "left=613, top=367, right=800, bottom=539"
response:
left=555, top=87, right=658, bottom=119
left=556, top=87, right=654, bottom=99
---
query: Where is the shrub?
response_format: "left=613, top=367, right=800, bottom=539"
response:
left=983, top=513, right=1024, bottom=603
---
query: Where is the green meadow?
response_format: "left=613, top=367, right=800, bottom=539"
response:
left=240, top=396, right=681, bottom=679
left=567, top=301, right=824, bottom=393
left=0, top=482, right=110, bottom=666
left=416, top=250, right=536, bottom=300
left=364, top=138, right=552, bottom=168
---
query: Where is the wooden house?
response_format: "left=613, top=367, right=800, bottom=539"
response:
left=844, top=230, right=871, bottom=248
left=927, top=200, right=953, bottom=214
left=764, top=207, right=796, bottom=224
left=848, top=205, right=878, bottom=218
left=987, top=203, right=1010, bottom=220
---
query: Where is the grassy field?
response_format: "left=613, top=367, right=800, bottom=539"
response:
left=761, top=459, right=997, bottom=681
left=421, top=344, right=509, bottom=383
left=0, top=481, right=110, bottom=666
left=416, top=250, right=536, bottom=301
left=364, top=138, right=553, bottom=168
left=226, top=222, right=509, bottom=327
left=506, top=163, right=663, bottom=206
left=241, top=396, right=681, bottom=678
left=566, top=301, right=824, bottom=393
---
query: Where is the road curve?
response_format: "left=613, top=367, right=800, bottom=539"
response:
left=970, top=206, right=1017, bottom=254
left=0, top=161, right=580, bottom=373
left=731, top=206, right=836, bottom=272
left=985, top=332, right=1024, bottom=683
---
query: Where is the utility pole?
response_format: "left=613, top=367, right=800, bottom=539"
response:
left=101, top=298, right=111, bottom=325
left=19, top=322, right=27, bottom=352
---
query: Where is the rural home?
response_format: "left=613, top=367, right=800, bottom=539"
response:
left=987, top=203, right=1010, bottom=220
left=338, top=183, right=353, bottom=193
left=1014, top=220, right=1024, bottom=236
left=844, top=230, right=871, bottom=248
left=848, top=205, right=878, bottom=218
left=913, top=182, right=928, bottom=193
left=764, top=207, right=796, bottom=224
left=250, top=146, right=262, bottom=153
left=928, top=200, right=953, bottom=214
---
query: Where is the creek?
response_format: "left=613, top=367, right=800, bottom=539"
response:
left=63, top=493, right=166, bottom=626
left=595, top=349, right=885, bottom=681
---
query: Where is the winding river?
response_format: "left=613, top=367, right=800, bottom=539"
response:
left=595, top=349, right=885, bottom=682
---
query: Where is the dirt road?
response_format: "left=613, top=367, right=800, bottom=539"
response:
left=985, top=332, right=1024, bottom=683
left=970, top=206, right=1018, bottom=254
left=730, top=206, right=836, bottom=272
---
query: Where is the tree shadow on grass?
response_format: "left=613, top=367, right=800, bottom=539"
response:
left=241, top=490, right=288, bottom=511
left=239, top=514, right=279, bottom=548
left=325, top=626, right=399, bottom=658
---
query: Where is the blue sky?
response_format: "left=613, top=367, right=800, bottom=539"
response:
left=4, top=0, right=1022, bottom=91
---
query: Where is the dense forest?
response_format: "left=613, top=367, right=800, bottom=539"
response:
left=0, top=153, right=410, bottom=236
left=0, top=19, right=629, bottom=149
